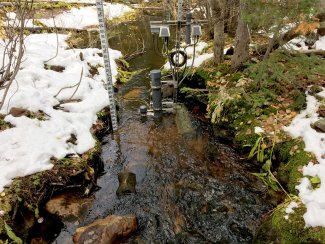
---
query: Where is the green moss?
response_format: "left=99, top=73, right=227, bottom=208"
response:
left=245, top=52, right=325, bottom=92
left=117, top=69, right=135, bottom=83
left=234, top=130, right=260, bottom=147
left=276, top=139, right=313, bottom=194
left=263, top=106, right=278, bottom=116
left=277, top=139, right=304, bottom=162
left=290, top=91, right=307, bottom=112
left=230, top=72, right=242, bottom=82
left=0, top=114, right=12, bottom=131
left=181, top=70, right=207, bottom=89
left=31, top=1, right=74, bottom=10
left=310, top=85, right=323, bottom=95
left=255, top=205, right=325, bottom=243
left=179, top=87, right=208, bottom=104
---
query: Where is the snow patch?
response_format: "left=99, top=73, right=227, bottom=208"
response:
left=254, top=126, right=264, bottom=134
left=0, top=33, right=122, bottom=192
left=315, top=36, right=325, bottom=50
left=8, top=3, right=133, bottom=29
left=284, top=90, right=325, bottom=227
left=284, top=201, right=299, bottom=220
left=283, top=36, right=309, bottom=51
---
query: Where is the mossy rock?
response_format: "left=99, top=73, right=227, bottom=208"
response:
left=255, top=205, right=325, bottom=244
left=275, top=139, right=313, bottom=194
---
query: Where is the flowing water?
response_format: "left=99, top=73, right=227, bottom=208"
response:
left=53, top=14, right=274, bottom=243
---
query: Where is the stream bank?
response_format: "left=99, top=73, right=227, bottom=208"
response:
left=202, top=50, right=325, bottom=242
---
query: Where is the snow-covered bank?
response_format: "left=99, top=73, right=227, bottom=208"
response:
left=316, top=36, right=325, bottom=50
left=284, top=90, right=325, bottom=227
left=8, top=3, right=133, bottom=29
left=0, top=33, right=122, bottom=192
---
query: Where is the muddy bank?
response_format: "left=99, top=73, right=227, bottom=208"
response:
left=0, top=107, right=111, bottom=243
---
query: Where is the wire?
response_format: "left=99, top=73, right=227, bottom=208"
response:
left=178, top=36, right=199, bottom=87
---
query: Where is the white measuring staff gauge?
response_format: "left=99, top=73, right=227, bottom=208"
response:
left=95, top=0, right=118, bottom=131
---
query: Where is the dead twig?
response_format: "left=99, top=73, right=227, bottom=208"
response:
left=54, top=67, right=83, bottom=99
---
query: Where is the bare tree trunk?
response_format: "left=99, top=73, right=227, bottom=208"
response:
left=209, top=0, right=225, bottom=64
left=224, top=0, right=239, bottom=37
left=231, top=0, right=249, bottom=70
left=317, top=0, right=325, bottom=36
left=0, top=0, right=33, bottom=111
left=206, top=1, right=214, bottom=39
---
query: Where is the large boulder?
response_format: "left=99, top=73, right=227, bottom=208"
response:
left=73, top=215, right=137, bottom=244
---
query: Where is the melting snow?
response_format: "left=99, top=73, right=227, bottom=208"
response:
left=284, top=90, right=325, bottom=227
left=283, top=36, right=309, bottom=51
left=0, top=33, right=122, bottom=191
left=8, top=3, right=133, bottom=29
left=284, top=201, right=299, bottom=220
left=315, top=36, right=325, bottom=50
left=254, top=126, right=264, bottom=134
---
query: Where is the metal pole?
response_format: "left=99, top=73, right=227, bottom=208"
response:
left=95, top=0, right=118, bottom=132
left=174, top=0, right=184, bottom=101
left=185, top=12, right=192, bottom=45
left=150, top=70, right=162, bottom=111
left=177, top=0, right=183, bottom=22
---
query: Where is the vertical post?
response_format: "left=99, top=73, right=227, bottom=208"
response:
left=177, top=0, right=183, bottom=22
left=175, top=0, right=184, bottom=98
left=166, top=0, right=171, bottom=20
left=150, top=70, right=162, bottom=112
left=185, top=12, right=192, bottom=45
left=95, top=0, right=118, bottom=132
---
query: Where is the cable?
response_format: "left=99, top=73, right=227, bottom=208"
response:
left=178, top=36, right=199, bottom=87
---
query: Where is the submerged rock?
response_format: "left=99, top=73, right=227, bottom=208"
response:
left=116, top=171, right=136, bottom=196
left=45, top=194, right=93, bottom=222
left=73, top=215, right=137, bottom=244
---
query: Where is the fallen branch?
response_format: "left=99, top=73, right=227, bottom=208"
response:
left=124, top=50, right=146, bottom=61
left=69, top=67, right=83, bottom=100
left=124, top=38, right=146, bottom=61
left=54, top=67, right=83, bottom=99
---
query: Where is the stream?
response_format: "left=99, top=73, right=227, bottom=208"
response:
left=53, top=14, right=274, bottom=243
